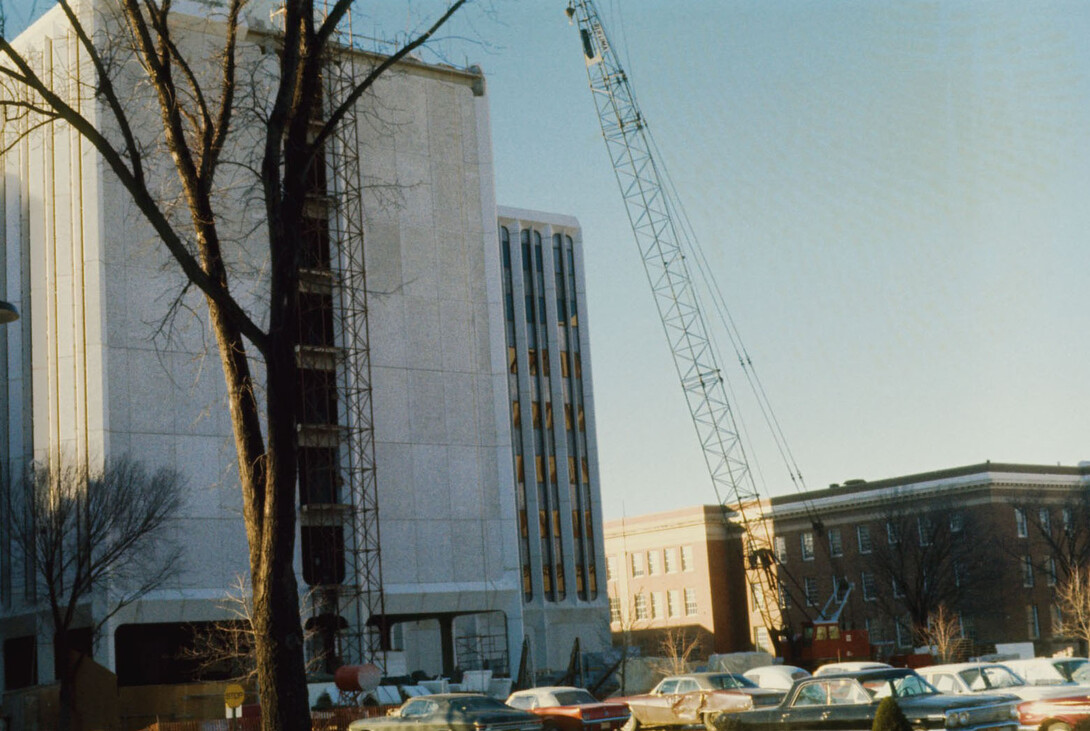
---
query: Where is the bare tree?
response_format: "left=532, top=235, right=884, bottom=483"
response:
left=10, top=456, right=183, bottom=731
left=865, top=494, right=1001, bottom=635
left=917, top=604, right=968, bottom=663
left=0, top=1, right=469, bottom=728
left=650, top=626, right=701, bottom=677
left=1010, top=494, right=1090, bottom=584
left=1056, top=567, right=1090, bottom=657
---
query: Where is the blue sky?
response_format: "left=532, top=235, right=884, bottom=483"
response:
left=10, top=1, right=1089, bottom=520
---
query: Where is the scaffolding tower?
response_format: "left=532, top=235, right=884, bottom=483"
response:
left=296, top=13, right=386, bottom=673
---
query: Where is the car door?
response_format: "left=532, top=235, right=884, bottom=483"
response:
left=640, top=679, right=679, bottom=725
left=781, top=681, right=831, bottom=731
left=399, top=699, right=438, bottom=731
left=672, top=678, right=704, bottom=724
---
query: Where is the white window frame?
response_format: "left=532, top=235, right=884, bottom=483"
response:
left=828, top=528, right=843, bottom=557
left=683, top=587, right=698, bottom=615
left=857, top=525, right=872, bottom=554
left=680, top=545, right=694, bottom=572
left=804, top=577, right=818, bottom=606
left=1022, top=555, right=1034, bottom=587
left=774, top=536, right=787, bottom=563
left=667, top=589, right=680, bottom=618
left=861, top=571, right=876, bottom=601
left=801, top=533, right=815, bottom=561
left=1027, top=604, right=1040, bottom=640
left=886, top=521, right=900, bottom=544
left=664, top=547, right=677, bottom=573
left=631, top=552, right=645, bottom=577
left=647, top=550, right=661, bottom=576
left=1015, top=508, right=1028, bottom=538
left=917, top=517, right=933, bottom=546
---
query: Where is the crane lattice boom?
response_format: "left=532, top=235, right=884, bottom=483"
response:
left=567, top=0, right=786, bottom=645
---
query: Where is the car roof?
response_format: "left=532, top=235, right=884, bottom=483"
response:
left=808, top=667, right=918, bottom=681
left=509, top=687, right=583, bottom=696
left=921, top=662, right=1011, bottom=673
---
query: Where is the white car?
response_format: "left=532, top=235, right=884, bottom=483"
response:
left=1005, top=658, right=1090, bottom=686
left=812, top=661, right=892, bottom=676
left=918, top=662, right=1090, bottom=731
left=742, top=665, right=811, bottom=691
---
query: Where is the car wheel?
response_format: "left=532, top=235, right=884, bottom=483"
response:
left=703, top=711, right=723, bottom=731
left=621, top=716, right=641, bottom=731
left=1048, top=722, right=1072, bottom=731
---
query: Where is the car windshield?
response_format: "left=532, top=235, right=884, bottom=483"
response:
left=450, top=697, right=510, bottom=712
left=707, top=674, right=759, bottom=690
left=959, top=667, right=1025, bottom=690
left=553, top=690, right=597, bottom=706
left=862, top=674, right=939, bottom=699
left=1056, top=659, right=1090, bottom=683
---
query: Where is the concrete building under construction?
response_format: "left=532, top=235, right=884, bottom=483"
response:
left=0, top=0, right=608, bottom=701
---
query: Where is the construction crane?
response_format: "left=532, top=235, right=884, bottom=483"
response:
left=565, top=0, right=789, bottom=652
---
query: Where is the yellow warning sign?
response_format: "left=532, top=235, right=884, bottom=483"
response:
left=224, top=684, right=245, bottom=708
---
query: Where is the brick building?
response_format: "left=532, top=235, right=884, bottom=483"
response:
left=603, top=506, right=748, bottom=657
left=604, top=462, right=1090, bottom=663
left=767, top=462, right=1090, bottom=659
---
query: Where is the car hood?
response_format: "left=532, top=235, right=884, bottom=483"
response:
left=899, top=693, right=1020, bottom=716
left=1010, top=686, right=1090, bottom=702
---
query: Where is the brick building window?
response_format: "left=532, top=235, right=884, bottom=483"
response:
left=631, top=553, right=645, bottom=577
left=647, top=550, right=661, bottom=575
left=664, top=547, right=677, bottom=573
left=896, top=617, right=912, bottom=647
left=1039, top=508, right=1051, bottom=531
left=668, top=589, right=681, bottom=617
left=804, top=577, right=818, bottom=606
left=892, top=578, right=904, bottom=598
left=801, top=533, right=815, bottom=561
left=1015, top=508, right=1028, bottom=538
left=1022, top=555, right=1034, bottom=587
left=779, top=584, right=791, bottom=609
left=651, top=592, right=665, bottom=619
left=861, top=571, right=876, bottom=600
left=680, top=545, right=693, bottom=572
left=857, top=525, right=872, bottom=554
left=606, top=555, right=616, bottom=581
left=1048, top=557, right=1057, bottom=586
left=917, top=517, right=934, bottom=546
left=949, top=512, right=964, bottom=532
left=828, top=529, right=842, bottom=557
left=774, top=536, right=787, bottom=563
left=609, top=597, right=621, bottom=623
left=886, top=522, right=900, bottom=544
left=1027, top=605, right=1040, bottom=639
left=634, top=594, right=649, bottom=620
left=684, top=588, right=698, bottom=615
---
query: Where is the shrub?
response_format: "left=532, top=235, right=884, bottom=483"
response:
left=873, top=696, right=912, bottom=731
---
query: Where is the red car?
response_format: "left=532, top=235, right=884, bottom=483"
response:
left=506, top=687, right=630, bottom=731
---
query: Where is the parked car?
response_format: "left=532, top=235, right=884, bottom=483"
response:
left=919, top=662, right=1090, bottom=731
left=812, top=661, right=893, bottom=676
left=348, top=694, right=542, bottom=731
left=505, top=686, right=629, bottom=731
left=1005, top=658, right=1090, bottom=687
left=714, top=667, right=1020, bottom=731
left=618, top=672, right=782, bottom=731
left=742, top=665, right=811, bottom=691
